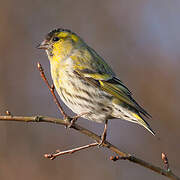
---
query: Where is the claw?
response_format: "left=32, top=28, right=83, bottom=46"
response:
left=98, top=140, right=104, bottom=147
left=67, top=112, right=89, bottom=128
left=67, top=118, right=77, bottom=128
left=63, top=116, right=72, bottom=129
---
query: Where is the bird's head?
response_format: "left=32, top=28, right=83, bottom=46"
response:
left=37, top=28, right=83, bottom=60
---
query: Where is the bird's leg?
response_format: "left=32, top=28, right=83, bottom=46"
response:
left=99, top=120, right=108, bottom=146
left=68, top=112, right=88, bottom=128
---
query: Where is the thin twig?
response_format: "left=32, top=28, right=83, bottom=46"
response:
left=44, top=142, right=98, bottom=160
left=37, top=62, right=68, bottom=120
left=0, top=115, right=179, bottom=180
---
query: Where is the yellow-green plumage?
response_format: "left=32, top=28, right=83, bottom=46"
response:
left=38, top=28, right=155, bottom=136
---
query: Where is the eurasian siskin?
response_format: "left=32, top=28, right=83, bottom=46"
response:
left=38, top=28, right=154, bottom=144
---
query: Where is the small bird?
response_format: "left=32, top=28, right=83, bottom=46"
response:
left=38, top=28, right=154, bottom=144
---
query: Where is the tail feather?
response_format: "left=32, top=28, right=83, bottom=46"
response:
left=132, top=112, right=155, bottom=135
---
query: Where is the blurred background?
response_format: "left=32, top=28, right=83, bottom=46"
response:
left=0, top=0, right=179, bottom=179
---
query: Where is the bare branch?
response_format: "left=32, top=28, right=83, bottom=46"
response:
left=44, top=142, right=98, bottom=160
left=0, top=115, right=179, bottom=180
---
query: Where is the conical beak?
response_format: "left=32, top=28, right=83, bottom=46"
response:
left=37, top=40, right=49, bottom=50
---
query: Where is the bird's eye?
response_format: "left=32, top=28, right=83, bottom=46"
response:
left=52, top=37, right=59, bottom=42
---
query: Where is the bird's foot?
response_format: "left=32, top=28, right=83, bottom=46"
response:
left=98, top=139, right=105, bottom=147
left=67, top=112, right=88, bottom=128
left=98, top=120, right=108, bottom=147
left=67, top=117, right=77, bottom=128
